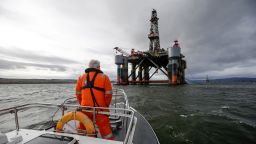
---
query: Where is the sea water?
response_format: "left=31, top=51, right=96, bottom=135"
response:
left=0, top=84, right=255, bottom=144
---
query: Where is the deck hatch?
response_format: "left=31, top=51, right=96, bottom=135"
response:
left=25, top=133, right=76, bottom=144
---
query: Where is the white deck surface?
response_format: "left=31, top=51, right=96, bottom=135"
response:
left=6, top=129, right=123, bottom=144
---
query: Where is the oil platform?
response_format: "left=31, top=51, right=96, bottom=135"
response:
left=114, top=9, right=186, bottom=85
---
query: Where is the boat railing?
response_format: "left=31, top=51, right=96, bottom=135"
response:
left=112, top=88, right=130, bottom=109
left=0, top=88, right=135, bottom=144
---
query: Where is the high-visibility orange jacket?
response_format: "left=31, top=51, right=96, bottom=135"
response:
left=75, top=68, right=114, bottom=140
left=75, top=68, right=112, bottom=108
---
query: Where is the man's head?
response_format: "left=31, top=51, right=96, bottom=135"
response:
left=89, top=59, right=100, bottom=69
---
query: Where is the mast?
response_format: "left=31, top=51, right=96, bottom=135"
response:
left=206, top=75, right=210, bottom=83
left=148, top=9, right=160, bottom=51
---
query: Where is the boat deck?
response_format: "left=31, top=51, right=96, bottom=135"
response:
left=0, top=89, right=159, bottom=144
left=6, top=129, right=122, bottom=144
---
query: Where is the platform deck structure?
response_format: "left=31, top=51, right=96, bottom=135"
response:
left=114, top=9, right=186, bottom=85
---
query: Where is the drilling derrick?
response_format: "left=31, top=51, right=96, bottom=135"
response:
left=114, top=9, right=187, bottom=85
left=148, top=9, right=160, bottom=52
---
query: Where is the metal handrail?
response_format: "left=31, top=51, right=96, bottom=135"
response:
left=113, top=88, right=129, bottom=109
left=0, top=88, right=135, bottom=144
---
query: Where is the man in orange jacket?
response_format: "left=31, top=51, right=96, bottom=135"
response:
left=75, top=59, right=114, bottom=140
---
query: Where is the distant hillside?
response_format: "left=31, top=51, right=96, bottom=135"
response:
left=0, top=78, right=76, bottom=84
left=189, top=77, right=256, bottom=84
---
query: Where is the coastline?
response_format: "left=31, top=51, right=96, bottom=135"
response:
left=0, top=78, right=76, bottom=84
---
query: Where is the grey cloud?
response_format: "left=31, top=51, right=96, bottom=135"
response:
left=103, top=0, right=256, bottom=78
left=0, top=59, right=67, bottom=71
left=0, top=4, right=24, bottom=21
left=182, top=0, right=256, bottom=78
left=0, top=47, right=78, bottom=64
left=86, top=47, right=114, bottom=55
left=1, top=0, right=256, bottom=79
left=0, top=5, right=12, bottom=16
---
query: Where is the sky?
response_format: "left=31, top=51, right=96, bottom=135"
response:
left=0, top=0, right=255, bottom=80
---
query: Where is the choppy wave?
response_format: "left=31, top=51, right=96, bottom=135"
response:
left=118, top=84, right=256, bottom=144
left=0, top=84, right=256, bottom=144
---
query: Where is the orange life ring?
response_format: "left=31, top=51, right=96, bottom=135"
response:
left=56, top=111, right=95, bottom=135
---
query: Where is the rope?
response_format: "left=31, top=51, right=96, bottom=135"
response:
left=46, top=97, right=75, bottom=129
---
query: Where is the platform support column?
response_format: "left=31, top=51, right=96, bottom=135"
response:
left=138, top=66, right=143, bottom=85
left=131, top=64, right=136, bottom=84
left=117, top=65, right=121, bottom=84
left=144, top=66, right=149, bottom=85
